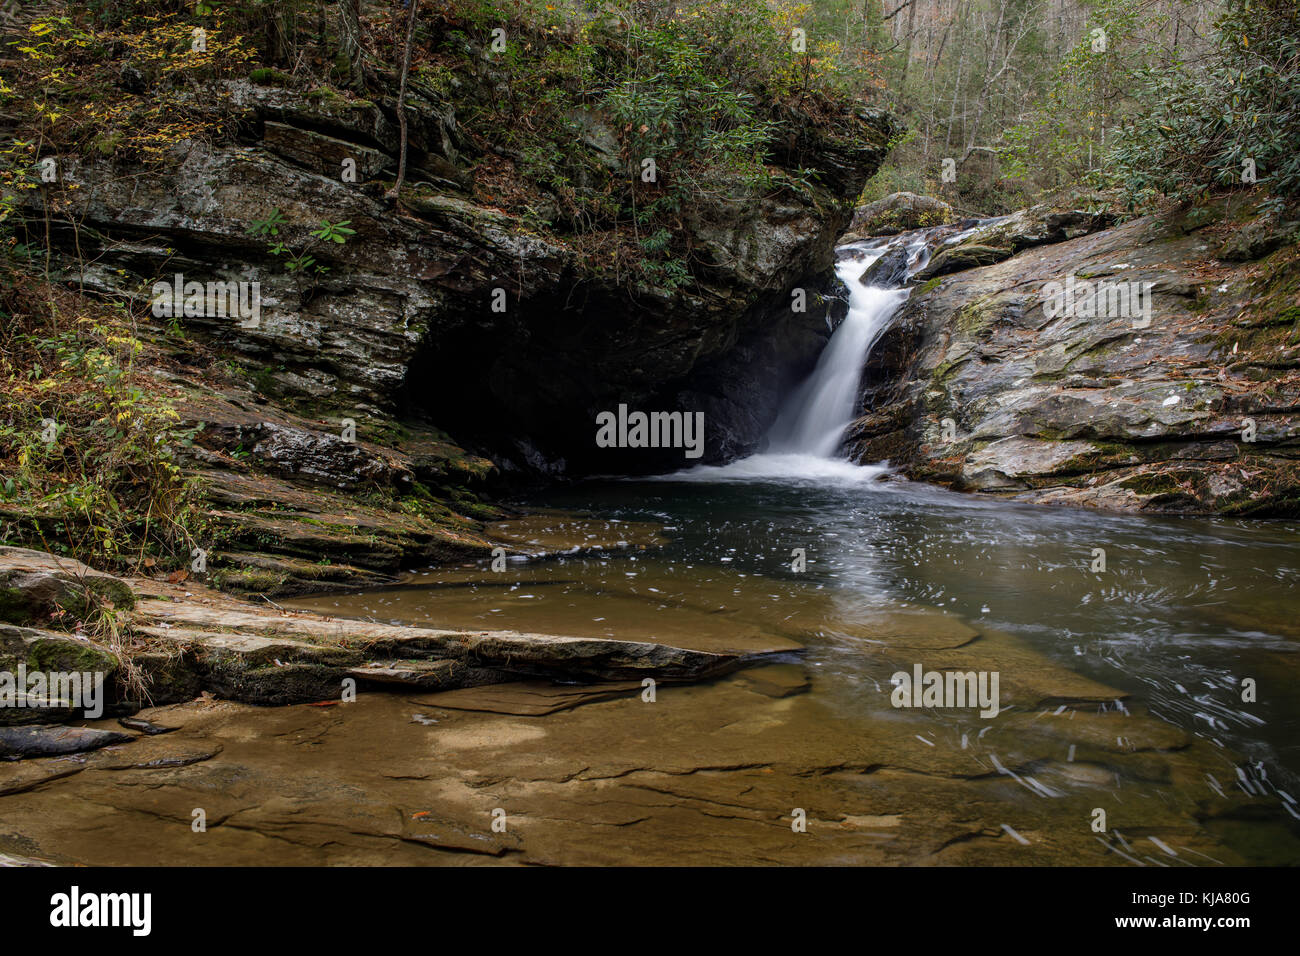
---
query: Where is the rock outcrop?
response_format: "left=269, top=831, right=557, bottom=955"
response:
left=0, top=548, right=134, bottom=626
left=10, top=69, right=895, bottom=593
left=912, top=202, right=1116, bottom=281
left=0, top=623, right=122, bottom=726
left=0, top=725, right=133, bottom=759
left=847, top=198, right=1300, bottom=515
left=0, top=546, right=800, bottom=733
left=30, top=79, right=896, bottom=475
left=841, top=191, right=954, bottom=241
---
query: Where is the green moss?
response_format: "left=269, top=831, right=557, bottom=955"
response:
left=25, top=635, right=119, bottom=675
left=210, top=568, right=287, bottom=594
left=1271, top=305, right=1300, bottom=326
left=1118, top=471, right=1196, bottom=496
left=930, top=357, right=965, bottom=382
left=249, top=68, right=294, bottom=87
left=954, top=298, right=998, bottom=335
left=91, top=131, right=124, bottom=156
left=302, top=85, right=376, bottom=113
left=1214, top=246, right=1300, bottom=355
left=0, top=587, right=30, bottom=624
left=0, top=574, right=132, bottom=625
left=1217, top=491, right=1300, bottom=517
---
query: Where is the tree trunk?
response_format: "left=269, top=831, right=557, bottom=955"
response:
left=900, top=0, right=917, bottom=88
left=338, top=0, right=364, bottom=91
left=386, top=0, right=419, bottom=203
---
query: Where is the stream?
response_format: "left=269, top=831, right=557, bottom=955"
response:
left=6, top=241, right=1296, bottom=866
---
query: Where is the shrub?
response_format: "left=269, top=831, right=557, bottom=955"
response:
left=0, top=272, right=205, bottom=573
left=1109, top=0, right=1300, bottom=209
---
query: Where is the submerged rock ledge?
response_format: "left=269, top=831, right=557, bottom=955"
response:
left=0, top=547, right=801, bottom=732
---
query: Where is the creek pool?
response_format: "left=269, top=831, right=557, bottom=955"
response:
left=284, top=466, right=1300, bottom=864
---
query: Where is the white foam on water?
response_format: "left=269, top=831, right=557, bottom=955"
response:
left=661, top=452, right=892, bottom=484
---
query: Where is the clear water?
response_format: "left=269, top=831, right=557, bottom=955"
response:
left=515, top=473, right=1300, bottom=798
left=282, top=239, right=1300, bottom=863
left=288, top=474, right=1300, bottom=862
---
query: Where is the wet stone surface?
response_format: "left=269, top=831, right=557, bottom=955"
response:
left=0, top=650, right=1290, bottom=866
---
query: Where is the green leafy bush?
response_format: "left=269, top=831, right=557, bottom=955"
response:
left=0, top=274, right=204, bottom=572
left=1110, top=0, right=1300, bottom=208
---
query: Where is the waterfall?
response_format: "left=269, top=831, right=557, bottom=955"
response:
left=658, top=221, right=1002, bottom=482
left=763, top=251, right=910, bottom=458
left=663, top=241, right=913, bottom=482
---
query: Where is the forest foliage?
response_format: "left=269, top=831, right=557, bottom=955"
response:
left=853, top=0, right=1299, bottom=213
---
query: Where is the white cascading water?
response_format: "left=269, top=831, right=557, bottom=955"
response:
left=764, top=253, right=910, bottom=458
left=668, top=243, right=911, bottom=482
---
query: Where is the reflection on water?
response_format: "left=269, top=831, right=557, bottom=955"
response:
left=285, top=470, right=1300, bottom=862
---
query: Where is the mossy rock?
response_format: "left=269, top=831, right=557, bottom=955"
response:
left=249, top=68, right=295, bottom=87
left=0, top=548, right=135, bottom=626
left=22, top=632, right=120, bottom=675
left=91, top=131, right=124, bottom=156
left=1118, top=470, right=1198, bottom=497
left=846, top=192, right=954, bottom=239
left=0, top=625, right=120, bottom=715
left=916, top=243, right=1011, bottom=280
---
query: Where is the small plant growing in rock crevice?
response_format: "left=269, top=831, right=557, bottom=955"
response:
left=247, top=208, right=356, bottom=300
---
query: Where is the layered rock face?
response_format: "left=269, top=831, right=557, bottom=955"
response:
left=35, top=80, right=895, bottom=474
left=847, top=200, right=1300, bottom=515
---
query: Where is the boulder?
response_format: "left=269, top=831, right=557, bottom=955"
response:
left=1216, top=210, right=1298, bottom=262
left=859, top=242, right=913, bottom=287
left=0, top=624, right=122, bottom=726
left=0, top=725, right=132, bottom=760
left=913, top=204, right=1115, bottom=281
left=913, top=242, right=1009, bottom=279
left=842, top=192, right=954, bottom=241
